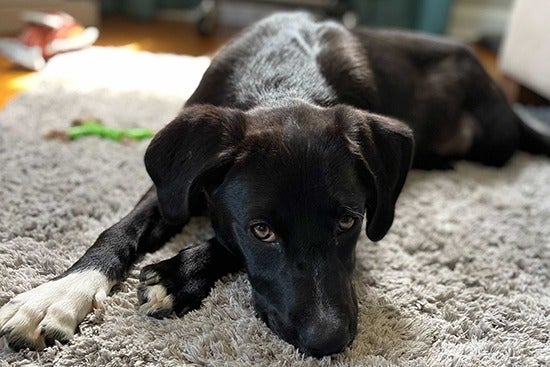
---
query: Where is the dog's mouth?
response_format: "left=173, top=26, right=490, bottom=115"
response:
left=256, top=309, right=302, bottom=353
left=257, top=310, right=297, bottom=345
left=256, top=308, right=355, bottom=358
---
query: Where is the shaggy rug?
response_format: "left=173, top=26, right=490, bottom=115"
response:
left=0, top=47, right=549, bottom=367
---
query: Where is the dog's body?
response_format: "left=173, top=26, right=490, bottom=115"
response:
left=1, top=12, right=548, bottom=357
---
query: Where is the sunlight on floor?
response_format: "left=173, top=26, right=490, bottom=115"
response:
left=0, top=41, right=210, bottom=108
left=32, top=46, right=211, bottom=100
left=7, top=72, right=39, bottom=91
left=119, top=42, right=142, bottom=51
left=0, top=56, right=35, bottom=107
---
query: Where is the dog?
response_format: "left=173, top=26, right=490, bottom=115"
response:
left=1, top=12, right=549, bottom=357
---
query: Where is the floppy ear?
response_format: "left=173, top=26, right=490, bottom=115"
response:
left=339, top=107, right=414, bottom=242
left=144, top=105, right=246, bottom=224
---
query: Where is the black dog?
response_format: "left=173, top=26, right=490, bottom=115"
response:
left=1, top=12, right=548, bottom=357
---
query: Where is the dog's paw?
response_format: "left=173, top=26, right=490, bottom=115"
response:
left=137, top=268, right=175, bottom=319
left=137, top=250, right=212, bottom=319
left=0, top=270, right=112, bottom=351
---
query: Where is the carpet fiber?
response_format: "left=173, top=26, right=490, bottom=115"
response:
left=0, top=48, right=549, bottom=367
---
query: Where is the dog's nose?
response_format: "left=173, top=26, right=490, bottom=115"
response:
left=299, top=321, right=351, bottom=357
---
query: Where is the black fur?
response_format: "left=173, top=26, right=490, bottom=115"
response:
left=7, top=12, right=550, bottom=357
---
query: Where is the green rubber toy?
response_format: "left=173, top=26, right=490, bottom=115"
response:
left=67, top=120, right=154, bottom=141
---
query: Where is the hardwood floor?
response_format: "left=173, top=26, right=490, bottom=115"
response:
left=0, top=55, right=35, bottom=108
left=94, top=15, right=233, bottom=55
left=0, top=15, right=524, bottom=109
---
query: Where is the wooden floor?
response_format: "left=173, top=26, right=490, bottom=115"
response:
left=0, top=16, right=518, bottom=109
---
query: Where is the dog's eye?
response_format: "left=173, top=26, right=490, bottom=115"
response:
left=338, top=216, right=356, bottom=232
left=251, top=223, right=277, bottom=242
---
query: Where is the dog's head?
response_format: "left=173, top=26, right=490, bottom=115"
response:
left=145, top=103, right=413, bottom=357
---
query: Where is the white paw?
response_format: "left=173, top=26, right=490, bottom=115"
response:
left=0, top=270, right=113, bottom=351
left=137, top=275, right=174, bottom=319
left=138, top=284, right=174, bottom=318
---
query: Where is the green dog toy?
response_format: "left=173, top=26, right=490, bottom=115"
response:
left=45, top=118, right=154, bottom=142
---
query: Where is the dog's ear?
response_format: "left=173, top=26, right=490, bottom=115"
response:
left=144, top=105, right=246, bottom=224
left=338, top=107, right=414, bottom=242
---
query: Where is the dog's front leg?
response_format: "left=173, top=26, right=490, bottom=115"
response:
left=0, top=186, right=183, bottom=351
left=137, top=238, right=243, bottom=318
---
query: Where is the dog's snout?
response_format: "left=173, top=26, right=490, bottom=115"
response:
left=299, top=319, right=352, bottom=357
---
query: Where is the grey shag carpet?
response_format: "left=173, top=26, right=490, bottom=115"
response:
left=1, top=48, right=549, bottom=367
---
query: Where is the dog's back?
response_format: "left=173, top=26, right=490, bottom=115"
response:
left=187, top=11, right=550, bottom=167
left=186, top=12, right=351, bottom=109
